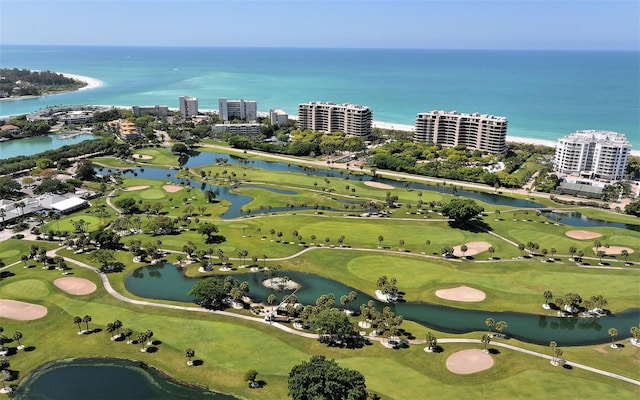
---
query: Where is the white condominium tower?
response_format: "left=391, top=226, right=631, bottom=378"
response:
left=414, top=110, right=507, bottom=154
left=218, top=98, right=257, bottom=122
left=554, top=130, right=631, bottom=180
left=297, top=101, right=372, bottom=136
left=178, top=96, right=198, bottom=118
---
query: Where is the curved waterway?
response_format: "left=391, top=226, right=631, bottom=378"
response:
left=13, top=357, right=237, bottom=400
left=125, top=264, right=640, bottom=346
left=109, top=151, right=640, bottom=230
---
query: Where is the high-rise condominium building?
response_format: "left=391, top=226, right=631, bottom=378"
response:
left=414, top=110, right=508, bottom=153
left=218, top=98, right=257, bottom=122
left=179, top=96, right=198, bottom=118
left=554, top=130, right=631, bottom=180
left=297, top=101, right=372, bottom=137
left=269, top=109, right=289, bottom=126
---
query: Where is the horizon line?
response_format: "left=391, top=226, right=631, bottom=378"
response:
left=1, top=43, right=638, bottom=52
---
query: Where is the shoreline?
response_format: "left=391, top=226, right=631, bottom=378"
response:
left=0, top=72, right=103, bottom=104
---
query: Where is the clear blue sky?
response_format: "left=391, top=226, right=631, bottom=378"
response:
left=1, top=0, right=638, bottom=50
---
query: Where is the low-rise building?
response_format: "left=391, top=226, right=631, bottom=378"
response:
left=107, top=119, right=142, bottom=141
left=214, top=123, right=263, bottom=136
left=132, top=105, right=169, bottom=117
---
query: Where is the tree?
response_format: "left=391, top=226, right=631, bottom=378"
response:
left=288, top=355, right=367, bottom=400
left=425, top=331, right=438, bottom=352
left=621, top=249, right=630, bottom=264
left=488, top=246, right=495, bottom=259
left=185, top=348, right=195, bottom=365
left=481, top=333, right=491, bottom=352
left=543, top=290, right=553, bottom=307
left=83, top=315, right=92, bottom=332
left=569, top=246, right=577, bottom=260
left=188, top=277, right=228, bottom=309
left=197, top=222, right=219, bottom=242
left=440, top=198, right=484, bottom=225
left=630, top=326, right=640, bottom=345
left=377, top=235, right=384, bottom=248
left=75, top=159, right=97, bottom=181
left=485, top=318, right=495, bottom=333
left=312, top=308, right=356, bottom=343
left=460, top=244, right=468, bottom=258
left=518, top=243, right=525, bottom=256
left=73, top=316, right=83, bottom=333
left=494, top=321, right=508, bottom=338
left=243, top=369, right=259, bottom=386
left=267, top=294, right=277, bottom=311
left=12, top=331, right=23, bottom=349
left=608, top=328, right=618, bottom=348
left=549, top=341, right=558, bottom=362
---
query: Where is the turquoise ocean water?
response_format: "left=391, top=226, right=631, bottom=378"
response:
left=0, top=45, right=638, bottom=148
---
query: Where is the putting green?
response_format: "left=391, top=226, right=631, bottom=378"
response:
left=139, top=188, right=167, bottom=200
left=1, top=279, right=50, bottom=300
left=0, top=249, right=20, bottom=258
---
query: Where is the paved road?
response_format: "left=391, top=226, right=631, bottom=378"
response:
left=39, top=247, right=639, bottom=388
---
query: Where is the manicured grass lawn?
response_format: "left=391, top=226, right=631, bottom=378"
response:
left=2, top=147, right=638, bottom=398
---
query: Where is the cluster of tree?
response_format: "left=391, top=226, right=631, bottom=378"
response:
left=368, top=140, right=549, bottom=188
left=188, top=276, right=249, bottom=309
left=0, top=177, right=22, bottom=199
left=440, top=198, right=484, bottom=225
left=88, top=249, right=125, bottom=273
left=32, top=177, right=80, bottom=195
left=532, top=170, right=561, bottom=193
left=624, top=199, right=640, bottom=217
left=1, top=116, right=51, bottom=139
left=288, top=355, right=375, bottom=400
left=0, top=68, right=85, bottom=97
left=359, top=301, right=404, bottom=343
left=375, top=276, right=399, bottom=300
left=0, top=138, right=130, bottom=176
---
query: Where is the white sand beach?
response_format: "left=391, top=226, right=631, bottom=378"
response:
left=60, top=72, right=104, bottom=90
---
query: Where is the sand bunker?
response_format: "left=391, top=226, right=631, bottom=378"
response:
left=0, top=299, right=48, bottom=320
left=566, top=230, right=602, bottom=240
left=446, top=349, right=494, bottom=374
left=435, top=286, right=486, bottom=302
left=132, top=153, right=153, bottom=160
left=123, top=185, right=150, bottom=191
left=364, top=181, right=394, bottom=190
left=54, top=277, right=97, bottom=295
left=163, top=185, right=183, bottom=193
left=591, top=246, right=634, bottom=255
left=453, top=242, right=492, bottom=257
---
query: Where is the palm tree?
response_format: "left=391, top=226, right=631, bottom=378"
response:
left=106, top=323, right=116, bottom=338
left=569, top=246, right=577, bottom=260
left=549, top=341, right=557, bottom=362
left=494, top=321, right=507, bottom=338
left=550, top=248, right=557, bottom=259
left=608, top=328, right=618, bottom=348
left=553, top=348, right=563, bottom=365
left=621, top=249, right=630, bottom=264
left=543, top=290, right=553, bottom=308
left=123, top=328, right=133, bottom=344
left=518, top=243, right=525, bottom=257
left=12, top=331, right=23, bottom=349
left=83, top=315, right=92, bottom=332
left=630, top=326, right=640, bottom=345
left=577, top=251, right=585, bottom=263
left=113, top=320, right=123, bottom=337
left=377, top=235, right=384, bottom=248
left=425, top=331, right=437, bottom=352
left=424, top=240, right=430, bottom=254
left=485, top=318, right=495, bottom=334
left=137, top=332, right=148, bottom=352
left=593, top=240, right=602, bottom=254
left=488, top=246, right=495, bottom=259
left=481, top=334, right=491, bottom=352
left=21, top=254, right=28, bottom=268
left=0, top=370, right=10, bottom=393
left=73, top=316, right=83, bottom=333
left=185, top=348, right=195, bottom=365
left=267, top=294, right=277, bottom=311
left=597, top=250, right=606, bottom=264
left=145, top=330, right=154, bottom=346
left=460, top=244, right=468, bottom=258
left=398, top=239, right=405, bottom=251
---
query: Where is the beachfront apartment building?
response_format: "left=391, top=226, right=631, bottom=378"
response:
left=414, top=110, right=508, bottom=154
left=554, top=130, right=631, bottom=181
left=218, top=98, right=257, bottom=122
left=179, top=96, right=199, bottom=118
left=132, top=105, right=169, bottom=118
left=269, top=109, right=289, bottom=126
left=297, top=101, right=372, bottom=137
left=214, top=123, right=263, bottom=136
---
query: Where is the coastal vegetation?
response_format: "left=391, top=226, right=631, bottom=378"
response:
left=0, top=68, right=85, bottom=98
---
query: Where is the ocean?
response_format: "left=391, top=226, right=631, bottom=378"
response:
left=0, top=45, right=638, bottom=148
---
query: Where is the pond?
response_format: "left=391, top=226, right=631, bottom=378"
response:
left=106, top=152, right=640, bottom=229
left=12, top=357, right=237, bottom=400
left=0, top=132, right=96, bottom=159
left=125, top=264, right=640, bottom=346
